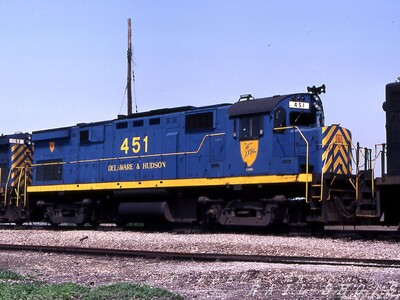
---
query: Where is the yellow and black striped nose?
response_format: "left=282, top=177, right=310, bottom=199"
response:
left=321, top=126, right=352, bottom=175
left=10, top=141, right=33, bottom=188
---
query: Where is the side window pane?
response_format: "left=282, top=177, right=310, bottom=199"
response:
left=149, top=118, right=161, bottom=125
left=253, top=117, right=262, bottom=135
left=185, top=112, right=214, bottom=132
left=274, top=108, right=286, bottom=128
left=36, top=160, right=63, bottom=181
left=240, top=117, right=251, bottom=139
left=80, top=130, right=89, bottom=144
left=239, top=116, right=263, bottom=139
left=116, top=122, right=128, bottom=129
left=133, top=120, right=144, bottom=127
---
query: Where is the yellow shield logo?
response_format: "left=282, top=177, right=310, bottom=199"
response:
left=240, top=140, right=259, bottom=167
left=49, top=141, right=55, bottom=153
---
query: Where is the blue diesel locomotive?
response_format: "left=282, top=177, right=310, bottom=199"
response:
left=0, top=84, right=387, bottom=227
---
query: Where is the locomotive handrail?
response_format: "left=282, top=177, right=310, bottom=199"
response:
left=375, top=143, right=386, bottom=178
left=370, top=143, right=387, bottom=196
left=273, top=126, right=309, bottom=202
left=3, top=168, right=12, bottom=206
left=32, top=132, right=227, bottom=167
left=320, top=148, right=329, bottom=201
left=353, top=143, right=383, bottom=202
left=3, top=166, right=29, bottom=207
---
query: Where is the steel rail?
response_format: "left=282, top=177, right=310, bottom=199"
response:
left=0, top=244, right=399, bottom=269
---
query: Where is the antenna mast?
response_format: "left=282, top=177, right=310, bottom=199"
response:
left=127, top=18, right=133, bottom=116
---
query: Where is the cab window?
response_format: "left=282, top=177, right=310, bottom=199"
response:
left=239, top=116, right=263, bottom=139
left=274, top=108, right=286, bottom=128
left=289, top=112, right=315, bottom=126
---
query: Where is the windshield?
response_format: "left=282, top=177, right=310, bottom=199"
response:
left=289, top=95, right=324, bottom=127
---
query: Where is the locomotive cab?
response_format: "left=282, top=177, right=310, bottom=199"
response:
left=223, top=85, right=355, bottom=226
left=228, top=86, right=326, bottom=176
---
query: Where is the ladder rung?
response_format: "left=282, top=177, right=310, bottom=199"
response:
left=356, top=214, right=379, bottom=218
left=329, top=188, right=353, bottom=192
left=311, top=207, right=321, bottom=211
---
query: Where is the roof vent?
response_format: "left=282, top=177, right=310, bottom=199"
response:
left=238, top=94, right=254, bottom=102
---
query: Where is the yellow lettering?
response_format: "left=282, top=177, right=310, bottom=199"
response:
left=119, top=136, right=149, bottom=154
left=108, top=164, right=135, bottom=172
left=108, top=165, right=118, bottom=172
left=143, top=135, right=148, bottom=152
left=118, top=164, right=133, bottom=171
left=142, top=161, right=167, bottom=169
left=120, top=138, right=129, bottom=154
left=132, top=137, right=141, bottom=153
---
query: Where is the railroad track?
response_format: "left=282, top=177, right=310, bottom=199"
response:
left=1, top=223, right=399, bottom=238
left=0, top=243, right=399, bottom=269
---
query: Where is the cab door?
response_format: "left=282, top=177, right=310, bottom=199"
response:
left=227, top=114, right=270, bottom=176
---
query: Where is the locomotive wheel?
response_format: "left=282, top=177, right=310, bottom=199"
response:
left=49, top=221, right=59, bottom=227
left=76, top=222, right=88, bottom=227
left=89, top=221, right=99, bottom=228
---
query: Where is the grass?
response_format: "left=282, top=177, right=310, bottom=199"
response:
left=0, top=269, right=183, bottom=300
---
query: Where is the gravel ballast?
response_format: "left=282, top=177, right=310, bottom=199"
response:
left=0, top=229, right=399, bottom=299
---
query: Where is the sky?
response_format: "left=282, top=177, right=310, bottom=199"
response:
left=1, top=0, right=399, bottom=160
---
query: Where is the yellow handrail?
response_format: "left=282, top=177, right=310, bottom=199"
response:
left=274, top=126, right=309, bottom=202
left=24, top=167, right=28, bottom=207
left=4, top=168, right=12, bottom=206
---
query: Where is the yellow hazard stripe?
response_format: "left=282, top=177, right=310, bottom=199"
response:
left=338, top=146, right=349, bottom=164
left=10, top=144, right=34, bottom=186
left=322, top=126, right=337, bottom=146
left=11, top=145, right=24, bottom=161
left=341, top=128, right=351, bottom=142
left=322, top=144, right=333, bottom=162
left=322, top=154, right=333, bottom=173
left=321, top=126, right=352, bottom=175
left=28, top=173, right=313, bottom=193
left=333, top=155, right=346, bottom=174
